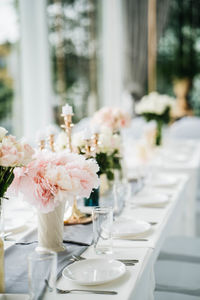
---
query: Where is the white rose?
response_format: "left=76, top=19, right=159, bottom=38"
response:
left=0, top=127, right=8, bottom=142
left=55, top=131, right=68, bottom=150
left=72, top=132, right=86, bottom=149
left=98, top=132, right=112, bottom=153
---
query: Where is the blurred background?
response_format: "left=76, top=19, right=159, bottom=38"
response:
left=0, top=0, right=200, bottom=139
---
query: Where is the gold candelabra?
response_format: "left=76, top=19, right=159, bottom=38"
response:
left=61, top=114, right=73, bottom=152
left=61, top=108, right=91, bottom=225
left=38, top=139, right=45, bottom=151
left=92, top=133, right=99, bottom=152
left=48, top=134, right=55, bottom=152
left=85, top=139, right=92, bottom=158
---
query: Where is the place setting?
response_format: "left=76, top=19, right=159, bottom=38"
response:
left=58, top=206, right=143, bottom=294
left=130, top=190, right=170, bottom=209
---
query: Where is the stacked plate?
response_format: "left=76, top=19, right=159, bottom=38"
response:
left=150, top=174, right=179, bottom=188
left=133, top=192, right=169, bottom=208
left=62, top=258, right=126, bottom=285
left=112, top=219, right=151, bottom=239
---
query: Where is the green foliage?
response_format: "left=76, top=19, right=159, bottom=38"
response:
left=0, top=80, right=13, bottom=120
left=157, top=0, right=200, bottom=97
left=96, top=150, right=122, bottom=181
left=48, top=0, right=99, bottom=122
left=0, top=166, right=14, bottom=198
left=142, top=107, right=171, bottom=125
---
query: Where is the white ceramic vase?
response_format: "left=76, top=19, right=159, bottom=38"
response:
left=37, top=201, right=66, bottom=252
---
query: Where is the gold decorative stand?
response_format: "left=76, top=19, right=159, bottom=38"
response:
left=61, top=106, right=92, bottom=225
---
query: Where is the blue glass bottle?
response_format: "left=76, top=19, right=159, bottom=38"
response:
left=84, top=187, right=99, bottom=206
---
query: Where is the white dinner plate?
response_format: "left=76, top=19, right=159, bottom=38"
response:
left=151, top=174, right=179, bottom=188
left=134, top=193, right=169, bottom=207
left=62, top=258, right=126, bottom=285
left=112, top=219, right=151, bottom=238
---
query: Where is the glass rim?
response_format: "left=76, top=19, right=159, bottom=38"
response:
left=92, top=206, right=113, bottom=213
left=28, top=249, right=57, bottom=261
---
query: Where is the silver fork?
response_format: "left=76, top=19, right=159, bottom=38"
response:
left=56, top=288, right=117, bottom=295
left=71, top=255, right=139, bottom=264
left=45, top=280, right=117, bottom=295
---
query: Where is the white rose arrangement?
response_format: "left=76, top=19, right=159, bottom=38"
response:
left=135, top=92, right=175, bottom=116
left=135, top=92, right=175, bottom=145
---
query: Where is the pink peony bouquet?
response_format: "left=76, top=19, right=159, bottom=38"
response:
left=0, top=127, right=34, bottom=199
left=93, top=107, right=131, bottom=131
left=10, top=150, right=99, bottom=213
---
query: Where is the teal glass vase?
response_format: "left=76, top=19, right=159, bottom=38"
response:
left=84, top=188, right=99, bottom=207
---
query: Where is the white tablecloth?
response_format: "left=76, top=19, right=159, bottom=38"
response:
left=2, top=140, right=200, bottom=299
left=48, top=173, right=189, bottom=300
left=125, top=139, right=200, bottom=236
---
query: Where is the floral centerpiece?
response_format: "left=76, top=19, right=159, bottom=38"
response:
left=0, top=127, right=34, bottom=202
left=71, top=128, right=122, bottom=197
left=96, top=128, right=122, bottom=181
left=10, top=150, right=99, bottom=251
left=135, top=92, right=175, bottom=146
left=92, top=107, right=131, bottom=132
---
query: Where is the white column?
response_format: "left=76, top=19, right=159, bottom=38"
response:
left=101, top=0, right=123, bottom=107
left=19, top=0, right=53, bottom=142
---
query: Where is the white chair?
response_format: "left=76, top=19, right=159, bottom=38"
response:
left=155, top=291, right=200, bottom=300
left=158, top=236, right=200, bottom=263
left=168, top=116, right=200, bottom=139
left=155, top=260, right=200, bottom=297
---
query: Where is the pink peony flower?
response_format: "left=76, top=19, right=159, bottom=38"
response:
left=93, top=107, right=131, bottom=130
left=10, top=150, right=99, bottom=213
left=0, top=135, right=34, bottom=167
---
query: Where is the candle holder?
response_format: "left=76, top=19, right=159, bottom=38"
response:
left=92, top=133, right=99, bottom=153
left=61, top=111, right=92, bottom=225
left=38, top=140, right=45, bottom=151
left=48, top=134, right=55, bottom=152
left=61, top=114, right=73, bottom=152
left=85, top=139, right=92, bottom=158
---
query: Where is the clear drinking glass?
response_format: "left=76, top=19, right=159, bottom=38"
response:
left=28, top=250, right=57, bottom=300
left=92, top=207, right=113, bottom=255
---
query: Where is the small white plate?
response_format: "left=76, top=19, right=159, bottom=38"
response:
left=62, top=258, right=126, bottom=285
left=134, top=193, right=169, bottom=207
left=112, top=219, right=151, bottom=238
left=151, top=175, right=179, bottom=188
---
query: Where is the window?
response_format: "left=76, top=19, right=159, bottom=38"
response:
left=0, top=0, right=20, bottom=135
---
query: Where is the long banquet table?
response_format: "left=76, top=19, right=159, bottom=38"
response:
left=1, top=140, right=200, bottom=300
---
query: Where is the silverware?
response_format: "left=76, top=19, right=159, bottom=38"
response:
left=118, top=259, right=138, bottom=263
left=114, top=238, right=148, bottom=241
left=45, top=280, right=117, bottom=295
left=71, top=255, right=139, bottom=264
left=63, top=240, right=90, bottom=246
left=56, top=288, right=117, bottom=295
left=3, top=232, right=12, bottom=238
left=1, top=232, right=13, bottom=241
left=16, top=240, right=90, bottom=246
left=124, top=263, right=136, bottom=266
left=15, top=241, right=37, bottom=245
